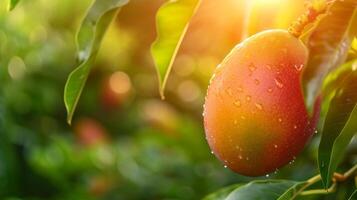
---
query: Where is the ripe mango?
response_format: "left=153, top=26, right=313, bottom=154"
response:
left=203, top=29, right=319, bottom=176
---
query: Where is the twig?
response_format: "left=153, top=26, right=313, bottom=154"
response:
left=292, top=163, right=357, bottom=199
left=300, top=182, right=337, bottom=196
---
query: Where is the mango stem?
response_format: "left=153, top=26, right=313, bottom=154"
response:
left=288, top=0, right=334, bottom=37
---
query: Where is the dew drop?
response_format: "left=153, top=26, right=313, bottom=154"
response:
left=234, top=100, right=241, bottom=107
left=314, top=130, right=318, bottom=134
left=265, top=174, right=270, bottom=178
left=278, top=118, right=282, bottom=123
left=274, top=144, right=278, bottom=148
left=226, top=88, right=233, bottom=96
left=248, top=63, right=257, bottom=73
left=254, top=79, right=260, bottom=85
left=246, top=157, right=249, bottom=161
left=281, top=48, right=287, bottom=54
left=274, top=169, right=279, bottom=174
left=210, top=151, right=214, bottom=154
left=295, top=64, right=303, bottom=71
left=274, top=78, right=284, bottom=88
left=224, top=165, right=227, bottom=168
left=267, top=87, right=273, bottom=93
left=239, top=155, right=243, bottom=160
left=245, top=95, right=251, bottom=102
left=266, top=64, right=272, bottom=70
left=293, top=125, right=298, bottom=129
left=255, top=103, right=263, bottom=110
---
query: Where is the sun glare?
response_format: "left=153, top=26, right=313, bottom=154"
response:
left=252, top=0, right=284, bottom=5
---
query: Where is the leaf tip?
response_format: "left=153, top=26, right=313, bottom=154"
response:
left=65, top=104, right=73, bottom=125
left=67, top=117, right=73, bottom=126
left=159, top=87, right=165, bottom=100
left=8, top=0, right=20, bottom=11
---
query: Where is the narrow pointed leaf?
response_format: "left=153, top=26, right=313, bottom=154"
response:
left=320, top=60, right=357, bottom=124
left=9, top=0, right=20, bottom=10
left=64, top=0, right=129, bottom=124
left=348, top=190, right=357, bottom=200
left=319, top=60, right=357, bottom=188
left=302, top=0, right=357, bottom=111
left=203, top=180, right=306, bottom=200
left=151, top=0, right=201, bottom=98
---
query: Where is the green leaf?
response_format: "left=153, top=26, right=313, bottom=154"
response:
left=64, top=0, right=129, bottom=124
left=302, top=0, right=357, bottom=112
left=318, top=60, right=357, bottom=188
left=203, top=180, right=306, bottom=200
left=322, top=60, right=357, bottom=99
left=203, top=184, right=242, bottom=200
left=320, top=60, right=357, bottom=124
left=277, top=181, right=308, bottom=200
left=348, top=190, right=357, bottom=200
left=8, top=0, right=20, bottom=10
left=151, top=0, right=202, bottom=98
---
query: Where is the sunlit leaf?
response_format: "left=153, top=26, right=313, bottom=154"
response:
left=8, top=0, right=20, bottom=11
left=64, top=0, right=129, bottom=124
left=352, top=38, right=357, bottom=51
left=203, top=180, right=306, bottom=200
left=318, top=62, right=357, bottom=188
left=348, top=190, right=357, bottom=200
left=320, top=60, right=357, bottom=124
left=302, top=0, right=357, bottom=112
left=323, top=60, right=357, bottom=99
left=151, top=0, right=202, bottom=98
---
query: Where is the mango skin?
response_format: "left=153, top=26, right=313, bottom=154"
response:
left=203, top=29, right=319, bottom=176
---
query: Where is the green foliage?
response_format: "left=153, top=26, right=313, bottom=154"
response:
left=151, top=0, right=201, bottom=98
left=64, top=0, right=129, bottom=124
left=302, top=0, right=357, bottom=111
left=318, top=60, right=357, bottom=188
left=1, top=0, right=357, bottom=199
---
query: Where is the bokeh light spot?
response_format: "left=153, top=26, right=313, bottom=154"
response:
left=178, top=80, right=201, bottom=103
left=8, top=56, right=26, bottom=80
left=109, top=71, right=131, bottom=94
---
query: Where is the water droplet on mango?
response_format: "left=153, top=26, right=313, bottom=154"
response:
left=274, top=78, right=284, bottom=88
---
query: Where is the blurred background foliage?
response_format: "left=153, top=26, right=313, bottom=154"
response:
left=0, top=0, right=356, bottom=199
